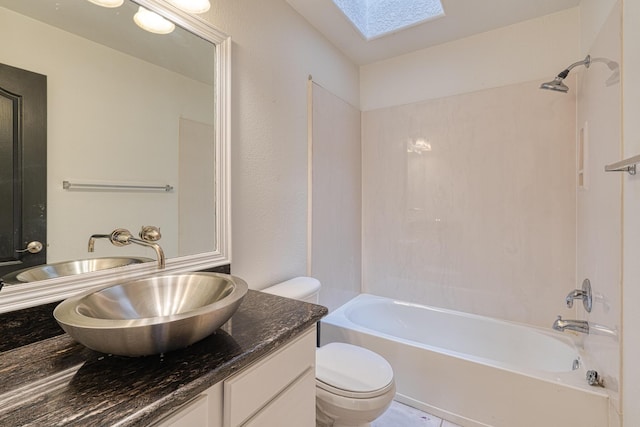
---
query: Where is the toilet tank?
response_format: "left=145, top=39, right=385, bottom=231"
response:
left=262, top=277, right=321, bottom=304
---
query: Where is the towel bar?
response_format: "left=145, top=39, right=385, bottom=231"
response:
left=604, top=154, right=640, bottom=175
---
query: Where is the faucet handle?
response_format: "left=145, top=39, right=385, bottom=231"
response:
left=581, top=279, right=593, bottom=312
left=565, top=279, right=593, bottom=312
left=110, top=228, right=133, bottom=246
left=565, top=293, right=576, bottom=308
left=140, top=226, right=161, bottom=242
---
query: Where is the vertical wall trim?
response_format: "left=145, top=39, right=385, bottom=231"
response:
left=306, top=75, right=314, bottom=277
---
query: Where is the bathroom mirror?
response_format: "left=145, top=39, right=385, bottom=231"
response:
left=0, top=0, right=230, bottom=312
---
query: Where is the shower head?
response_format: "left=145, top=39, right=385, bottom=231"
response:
left=540, top=76, right=570, bottom=93
left=540, top=55, right=591, bottom=93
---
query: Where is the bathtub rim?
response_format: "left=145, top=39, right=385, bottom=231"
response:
left=321, top=293, right=608, bottom=398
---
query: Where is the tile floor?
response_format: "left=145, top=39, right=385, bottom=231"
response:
left=373, top=401, right=463, bottom=427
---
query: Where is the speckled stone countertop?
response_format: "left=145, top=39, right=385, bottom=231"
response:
left=0, top=290, right=327, bottom=427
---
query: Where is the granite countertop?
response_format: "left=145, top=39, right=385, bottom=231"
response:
left=0, top=290, right=327, bottom=427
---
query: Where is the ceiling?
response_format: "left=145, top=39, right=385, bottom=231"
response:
left=286, top=0, right=581, bottom=65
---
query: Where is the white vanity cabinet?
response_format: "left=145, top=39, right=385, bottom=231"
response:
left=153, top=327, right=317, bottom=427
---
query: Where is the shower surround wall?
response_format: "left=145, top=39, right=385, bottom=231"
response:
left=362, top=79, right=576, bottom=328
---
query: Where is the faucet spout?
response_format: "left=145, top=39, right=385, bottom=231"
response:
left=553, top=315, right=589, bottom=334
left=128, top=237, right=166, bottom=269
left=88, top=234, right=110, bottom=252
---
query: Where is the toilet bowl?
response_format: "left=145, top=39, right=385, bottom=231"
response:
left=262, top=277, right=395, bottom=427
left=315, top=342, right=395, bottom=427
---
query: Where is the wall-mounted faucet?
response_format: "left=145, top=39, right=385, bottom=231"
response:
left=553, top=315, right=589, bottom=334
left=565, top=278, right=592, bottom=312
left=88, top=227, right=165, bottom=269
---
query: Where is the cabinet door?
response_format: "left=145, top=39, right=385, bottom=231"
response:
left=153, top=395, right=209, bottom=427
left=243, top=369, right=315, bottom=427
left=153, top=382, right=223, bottom=427
left=224, top=327, right=316, bottom=426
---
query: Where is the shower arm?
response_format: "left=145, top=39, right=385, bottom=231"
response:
left=556, top=55, right=591, bottom=79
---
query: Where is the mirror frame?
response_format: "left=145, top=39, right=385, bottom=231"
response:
left=0, top=0, right=231, bottom=314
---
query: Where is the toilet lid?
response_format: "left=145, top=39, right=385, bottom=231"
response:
left=316, top=343, right=394, bottom=393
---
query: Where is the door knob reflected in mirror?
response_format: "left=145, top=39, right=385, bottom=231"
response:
left=15, top=241, right=44, bottom=254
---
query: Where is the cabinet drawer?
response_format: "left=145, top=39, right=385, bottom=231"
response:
left=223, top=327, right=316, bottom=426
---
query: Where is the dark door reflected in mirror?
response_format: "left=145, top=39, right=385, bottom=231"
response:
left=0, top=0, right=218, bottom=279
left=0, top=63, right=47, bottom=277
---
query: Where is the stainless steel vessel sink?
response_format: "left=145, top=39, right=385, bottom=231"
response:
left=1, top=257, right=153, bottom=285
left=53, top=273, right=248, bottom=357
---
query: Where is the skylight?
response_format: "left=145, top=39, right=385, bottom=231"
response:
left=332, top=0, right=445, bottom=40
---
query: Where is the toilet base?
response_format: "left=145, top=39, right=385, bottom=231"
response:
left=317, top=422, right=371, bottom=427
left=316, top=410, right=371, bottom=427
left=315, top=381, right=395, bottom=427
left=316, top=401, right=374, bottom=427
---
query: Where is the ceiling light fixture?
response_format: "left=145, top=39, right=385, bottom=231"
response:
left=167, top=0, right=211, bottom=14
left=86, top=0, right=124, bottom=7
left=134, top=6, right=175, bottom=34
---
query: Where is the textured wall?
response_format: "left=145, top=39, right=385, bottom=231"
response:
left=202, top=0, right=360, bottom=289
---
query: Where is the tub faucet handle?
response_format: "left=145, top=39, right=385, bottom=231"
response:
left=565, top=279, right=592, bottom=312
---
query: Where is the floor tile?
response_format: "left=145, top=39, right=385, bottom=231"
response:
left=373, top=401, right=442, bottom=427
left=442, top=421, right=463, bottom=427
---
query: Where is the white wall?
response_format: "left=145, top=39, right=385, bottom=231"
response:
left=580, top=0, right=618, bottom=56
left=621, top=0, right=640, bottom=425
left=201, top=0, right=359, bottom=288
left=576, top=1, right=622, bottom=420
left=360, top=7, right=580, bottom=111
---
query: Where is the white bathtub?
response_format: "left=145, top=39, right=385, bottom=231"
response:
left=320, top=294, right=609, bottom=427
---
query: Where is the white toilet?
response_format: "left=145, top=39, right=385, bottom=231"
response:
left=263, top=277, right=396, bottom=427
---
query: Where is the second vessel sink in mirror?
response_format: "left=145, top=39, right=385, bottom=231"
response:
left=1, top=257, right=153, bottom=286
left=53, top=273, right=248, bottom=357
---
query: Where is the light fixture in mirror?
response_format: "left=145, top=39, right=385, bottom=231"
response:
left=87, top=0, right=124, bottom=7
left=0, top=0, right=231, bottom=314
left=134, top=6, right=176, bottom=34
left=167, top=0, right=210, bottom=14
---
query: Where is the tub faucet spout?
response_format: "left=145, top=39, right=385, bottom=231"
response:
left=553, top=315, right=589, bottom=334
